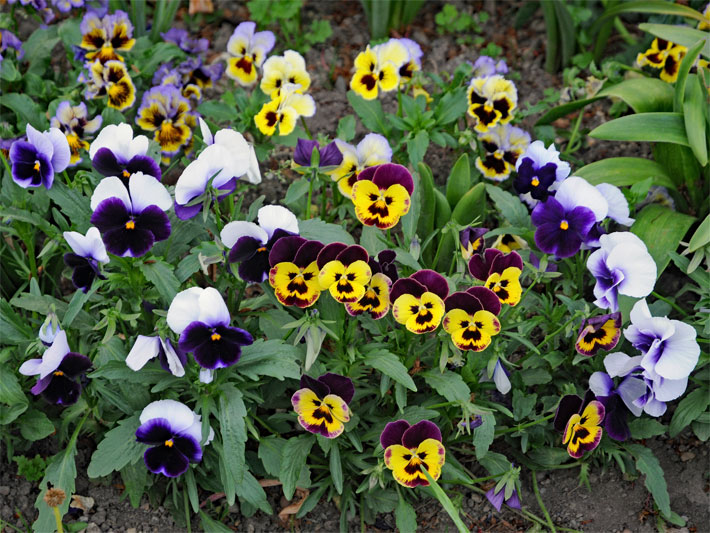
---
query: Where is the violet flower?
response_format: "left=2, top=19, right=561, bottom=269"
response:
left=10, top=124, right=71, bottom=189
left=63, top=227, right=109, bottom=292
left=293, top=138, right=343, bottom=168
left=0, top=29, right=24, bottom=68
left=89, top=123, right=161, bottom=182
left=471, top=55, right=508, bottom=77
left=125, top=335, right=187, bottom=377
left=513, top=141, right=570, bottom=207
left=161, top=28, right=209, bottom=55
left=486, top=485, right=521, bottom=512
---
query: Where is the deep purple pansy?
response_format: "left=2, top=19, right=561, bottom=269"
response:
left=10, top=124, right=70, bottom=189
left=486, top=485, right=521, bottom=512
left=89, top=123, right=161, bottom=183
left=63, top=227, right=109, bottom=293
left=293, top=138, right=343, bottom=168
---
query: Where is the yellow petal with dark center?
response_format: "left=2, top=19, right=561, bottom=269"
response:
left=384, top=438, right=445, bottom=488
left=377, top=62, right=400, bottom=92
left=346, top=273, right=391, bottom=318
left=254, top=100, right=280, bottom=136
left=277, top=106, right=298, bottom=137
left=156, top=122, right=191, bottom=154
left=107, top=77, right=136, bottom=111
left=292, top=388, right=349, bottom=438
left=350, top=69, right=379, bottom=100
left=485, top=266, right=522, bottom=306
left=227, top=56, right=257, bottom=86
left=404, top=291, right=445, bottom=334
left=354, top=47, right=377, bottom=72
left=352, top=180, right=410, bottom=230
left=269, top=261, right=321, bottom=308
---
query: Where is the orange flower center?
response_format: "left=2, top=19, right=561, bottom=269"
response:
left=125, top=220, right=135, bottom=230
left=122, top=170, right=130, bottom=178
left=164, top=439, right=174, bottom=447
left=531, top=177, right=540, bottom=187
left=211, top=333, right=221, bottom=341
left=34, top=161, right=41, bottom=171
left=559, top=220, right=569, bottom=230
left=53, top=370, right=64, bottom=376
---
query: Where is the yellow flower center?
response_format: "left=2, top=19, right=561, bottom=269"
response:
left=125, top=220, right=135, bottom=230
left=531, top=177, right=540, bottom=186
left=211, top=333, right=221, bottom=341
left=34, top=161, right=41, bottom=171
left=164, top=439, right=174, bottom=447
left=122, top=170, right=130, bottom=178
left=560, top=220, right=569, bottom=230
left=257, top=247, right=267, bottom=253
left=53, top=370, right=64, bottom=376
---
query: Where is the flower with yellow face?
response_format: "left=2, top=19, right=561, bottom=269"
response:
left=575, top=312, right=622, bottom=357
left=135, top=86, right=193, bottom=156
left=381, top=420, right=446, bottom=488
left=345, top=250, right=397, bottom=320
left=492, top=233, right=527, bottom=253
left=474, top=124, right=530, bottom=182
left=467, top=75, right=518, bottom=133
left=391, top=270, right=449, bottom=334
left=292, top=373, right=354, bottom=439
left=260, top=50, right=311, bottom=99
left=316, top=243, right=372, bottom=303
left=254, top=85, right=316, bottom=137
left=350, top=39, right=408, bottom=100
left=327, top=134, right=392, bottom=198
left=268, top=236, right=325, bottom=308
left=397, top=38, right=423, bottom=85
left=469, top=248, right=524, bottom=306
left=554, top=392, right=605, bottom=459
left=443, top=287, right=502, bottom=352
left=84, top=59, right=136, bottom=111
left=351, top=163, right=414, bottom=230
left=80, top=10, right=135, bottom=64
left=50, top=102, right=102, bottom=166
left=225, top=21, right=275, bottom=86
left=636, top=38, right=688, bottom=83
left=459, top=227, right=488, bottom=260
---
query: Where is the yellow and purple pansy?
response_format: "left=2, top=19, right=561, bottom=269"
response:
left=443, top=286, right=502, bottom=352
left=269, top=236, right=325, bottom=308
left=327, top=134, right=392, bottom=198
left=254, top=85, right=316, bottom=137
left=381, top=420, right=446, bottom=488
left=50, top=102, right=103, bottom=166
left=135, top=85, right=193, bottom=157
left=469, top=248, right=524, bottom=306
left=575, top=312, right=622, bottom=357
left=492, top=233, right=527, bottom=254
left=345, top=250, right=398, bottom=320
left=554, top=391, right=606, bottom=459
left=474, top=124, right=530, bottom=182
left=291, top=373, right=355, bottom=438
left=350, top=39, right=408, bottom=100
left=317, top=243, right=372, bottom=303
left=459, top=227, right=488, bottom=260
left=636, top=38, right=687, bottom=83
left=391, top=269, right=449, bottom=334
left=84, top=59, right=136, bottom=111
left=352, top=163, right=414, bottom=230
left=466, top=74, right=518, bottom=133
left=79, top=10, right=135, bottom=63
left=225, top=21, right=275, bottom=86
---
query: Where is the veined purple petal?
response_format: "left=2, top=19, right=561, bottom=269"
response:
left=465, top=286, right=501, bottom=315
left=238, top=252, right=270, bottom=283
left=58, top=352, right=92, bottom=378
left=319, top=141, right=343, bottom=167
left=318, top=373, right=354, bottom=404
left=229, top=235, right=263, bottom=264
left=486, top=487, right=505, bottom=512
left=293, top=240, right=324, bottom=268
left=269, top=236, right=307, bottom=266
left=401, top=420, right=442, bottom=448
left=174, top=202, right=202, bottom=220
left=127, top=155, right=162, bottom=180
left=10, top=141, right=53, bottom=189
left=380, top=419, right=410, bottom=449
left=410, top=269, right=449, bottom=300
left=336, top=245, right=369, bottom=266
left=144, top=445, right=190, bottom=477
left=299, top=375, right=330, bottom=398
left=444, top=291, right=484, bottom=314
left=135, top=205, right=171, bottom=241
left=294, top=138, right=319, bottom=167
left=40, top=374, right=83, bottom=405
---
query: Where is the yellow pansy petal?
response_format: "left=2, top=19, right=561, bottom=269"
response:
left=269, top=261, right=321, bottom=308
left=156, top=122, right=191, bottom=154
left=377, top=62, right=400, bottom=92
left=319, top=260, right=345, bottom=290
left=404, top=291, right=445, bottom=334
left=292, top=389, right=348, bottom=438
left=354, top=46, right=377, bottom=72
left=563, top=413, right=581, bottom=445
left=350, top=69, right=379, bottom=100
left=107, top=78, right=135, bottom=110
left=392, top=293, right=420, bottom=325
left=346, top=273, right=391, bottom=319
left=485, top=267, right=522, bottom=306
left=284, top=93, right=315, bottom=117
left=443, top=308, right=471, bottom=335
left=384, top=439, right=445, bottom=488
left=254, top=100, right=280, bottom=136
left=277, top=107, right=298, bottom=137
left=227, top=56, right=257, bottom=85
left=352, top=181, right=410, bottom=230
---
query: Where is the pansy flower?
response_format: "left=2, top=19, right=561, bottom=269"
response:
left=9, top=124, right=70, bottom=190
left=466, top=75, right=518, bottom=132
left=80, top=10, right=135, bottom=63
left=350, top=39, right=408, bottom=100
left=554, top=391, right=605, bottom=459
left=84, top=59, right=136, bottom=111
left=38, top=314, right=61, bottom=346
left=513, top=141, right=570, bottom=207
left=345, top=250, right=397, bottom=319
left=443, top=287, right=501, bottom=352
left=595, top=183, right=634, bottom=227
left=161, top=28, right=209, bottom=55
left=292, top=138, right=343, bottom=169
left=469, top=248, right=524, bottom=306
left=50, top=102, right=103, bottom=166
left=199, top=118, right=260, bottom=184
left=90, top=173, right=172, bottom=258
left=268, top=236, right=325, bottom=308
left=136, top=400, right=214, bottom=478
left=19, top=331, right=92, bottom=406
left=459, top=227, right=488, bottom=260
left=531, top=176, right=608, bottom=259
left=474, top=124, right=530, bottom=182
left=471, top=55, right=508, bottom=78
left=636, top=38, right=687, bottom=83
left=352, top=163, right=414, bottom=230
left=327, top=134, right=392, bottom=198
left=575, top=312, right=622, bottom=357
left=586, top=232, right=656, bottom=312
left=261, top=50, right=311, bottom=98
left=486, top=486, right=521, bottom=512
left=492, top=233, right=526, bottom=253
left=126, top=335, right=187, bottom=377
left=89, top=123, right=161, bottom=182
left=381, top=420, right=446, bottom=488
left=135, top=85, right=193, bottom=157
left=221, top=205, right=299, bottom=283
left=0, top=29, right=24, bottom=68
left=397, top=38, right=423, bottom=84
left=254, top=84, right=316, bottom=137
left=63, top=227, right=109, bottom=293
left=391, top=270, right=449, bottom=334
left=53, top=0, right=85, bottom=13
left=291, top=373, right=354, bottom=438
left=167, top=287, right=254, bottom=370
left=316, top=243, right=372, bottom=303
left=225, top=21, right=275, bottom=86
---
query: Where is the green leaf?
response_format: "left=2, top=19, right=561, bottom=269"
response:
left=527, top=447, right=571, bottom=467
left=280, top=434, right=315, bottom=500
left=347, top=91, right=389, bottom=135
left=416, top=162, right=436, bottom=241
left=598, top=78, right=674, bottom=113
left=574, top=157, right=675, bottom=189
left=299, top=218, right=355, bottom=245
left=452, top=183, right=486, bottom=226
left=446, top=153, right=471, bottom=208
left=687, top=214, right=710, bottom=253
left=23, top=27, right=60, bottom=77
left=535, top=96, right=603, bottom=125
left=625, top=444, right=671, bottom=517
left=363, top=350, right=417, bottom=391
left=594, top=1, right=709, bottom=24
left=669, top=388, right=710, bottom=438
left=139, top=260, right=180, bottom=305
left=18, top=409, right=55, bottom=441
left=673, top=42, right=705, bottom=113
left=631, top=204, right=695, bottom=276
left=284, top=177, right=310, bottom=205
left=259, top=436, right=286, bottom=476
left=589, top=113, right=689, bottom=146
left=683, top=74, right=708, bottom=166
left=236, top=471, right=272, bottom=514
left=336, top=115, right=356, bottom=142
left=407, top=130, right=430, bottom=167
left=200, top=511, right=234, bottom=533
left=435, top=87, right=468, bottom=125
left=485, top=184, right=530, bottom=228
left=218, top=385, right=248, bottom=504
left=238, top=339, right=301, bottom=381
left=0, top=92, right=47, bottom=131
left=329, top=441, right=344, bottom=494
left=395, top=496, right=418, bottom=532
left=628, top=418, right=667, bottom=439
left=422, top=370, right=469, bottom=402
left=420, top=469, right=470, bottom=533
left=87, top=415, right=144, bottom=478
left=512, top=390, right=537, bottom=421
left=472, top=412, right=495, bottom=460
left=120, top=461, right=147, bottom=508
left=639, top=23, right=710, bottom=59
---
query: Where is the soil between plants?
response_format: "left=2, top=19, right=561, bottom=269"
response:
left=1, top=1, right=708, bottom=532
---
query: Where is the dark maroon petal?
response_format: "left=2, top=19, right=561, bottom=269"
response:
left=238, top=252, right=270, bottom=283
left=269, top=235, right=307, bottom=266
left=64, top=254, right=97, bottom=292
left=469, top=248, right=499, bottom=281
left=92, top=147, right=123, bottom=177
left=411, top=270, right=449, bottom=299
left=41, top=374, right=82, bottom=405
left=58, top=353, right=92, bottom=378
left=357, top=165, right=379, bottom=182
left=401, top=420, right=442, bottom=448
left=179, top=321, right=212, bottom=352
left=318, top=373, right=354, bottom=404
left=127, top=155, right=162, bottom=180
left=316, top=242, right=348, bottom=269
left=229, top=236, right=262, bottom=264
left=601, top=395, right=630, bottom=441
left=293, top=240, right=324, bottom=268
left=444, top=291, right=483, bottom=314
left=300, top=375, right=330, bottom=398
left=144, top=445, right=190, bottom=477
left=380, top=419, right=411, bottom=449
left=371, top=163, right=414, bottom=196
left=319, top=141, right=343, bottom=167
left=91, top=197, right=130, bottom=232
left=294, top=138, right=319, bottom=167
left=377, top=249, right=398, bottom=281
left=136, top=205, right=171, bottom=242
left=553, top=394, right=583, bottom=433
left=460, top=227, right=488, bottom=249
left=266, top=228, right=295, bottom=247
left=136, top=417, right=174, bottom=445
left=465, top=286, right=502, bottom=315
left=489, top=250, right=523, bottom=274
left=336, top=245, right=369, bottom=266
left=389, top=277, right=426, bottom=304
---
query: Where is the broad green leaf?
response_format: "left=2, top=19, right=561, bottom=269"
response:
left=402, top=157, right=421, bottom=244
left=218, top=385, right=248, bottom=503
left=236, top=471, right=272, bottom=514
left=0, top=366, right=29, bottom=424
left=472, top=412, right=495, bottom=460
left=512, top=389, right=537, bottom=421
left=281, top=434, right=315, bottom=500
left=631, top=204, right=695, bottom=276
left=452, top=183, right=486, bottom=226
left=0, top=298, right=34, bottom=344
left=139, top=260, right=180, bottom=305
left=200, top=511, right=234, bottom=533
left=46, top=182, right=92, bottom=232
left=527, top=447, right=571, bottom=467
left=639, top=23, right=710, bottom=59
left=1, top=93, right=48, bottom=130
left=669, top=388, right=710, bottom=437
left=18, top=409, right=55, bottom=441
left=626, top=443, right=671, bottom=517
left=687, top=214, right=710, bottom=253
left=336, top=115, right=356, bottom=142
left=674, top=42, right=705, bottom=113
left=598, top=78, right=674, bottom=113
left=485, top=184, right=530, bottom=228
left=407, top=130, right=429, bottom=167
left=299, top=218, right=355, bottom=245
left=535, top=96, right=603, bottom=126
left=121, top=461, right=148, bottom=508
left=87, top=415, right=144, bottom=478
left=575, top=157, right=675, bottom=189
left=683, top=74, right=708, bottom=166
left=238, top=339, right=301, bottom=381
left=363, top=350, right=417, bottom=391
left=446, top=153, right=471, bottom=208
left=396, top=496, right=418, bottom=532
left=422, top=370, right=469, bottom=402
left=593, top=2, right=709, bottom=27
left=589, top=113, right=689, bottom=146
left=653, top=142, right=702, bottom=193
left=435, top=87, right=468, bottom=125
left=628, top=418, right=667, bottom=439
left=416, top=162, right=436, bottom=240
left=346, top=91, right=389, bottom=135
left=433, top=188, right=452, bottom=228
left=258, top=436, right=286, bottom=476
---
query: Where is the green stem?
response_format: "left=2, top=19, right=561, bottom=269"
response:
left=532, top=473, right=556, bottom=533
left=563, top=109, right=584, bottom=156
left=613, top=17, right=637, bottom=45
left=252, top=413, right=279, bottom=437
left=0, top=150, right=12, bottom=176
left=495, top=413, right=555, bottom=436
left=397, top=85, right=403, bottom=117
left=306, top=170, right=315, bottom=219
left=320, top=175, right=327, bottom=219
left=183, top=489, right=192, bottom=533
left=300, top=116, right=312, bottom=140
left=52, top=506, right=64, bottom=533
left=651, top=291, right=689, bottom=318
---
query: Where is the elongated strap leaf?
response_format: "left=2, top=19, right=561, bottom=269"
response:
left=590, top=112, right=689, bottom=146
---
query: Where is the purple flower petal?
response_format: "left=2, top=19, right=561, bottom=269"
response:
left=389, top=277, right=426, bottom=304
left=174, top=202, right=202, bottom=220
left=58, top=352, right=92, bottom=378
left=269, top=236, right=307, bottom=266
left=319, top=141, right=343, bottom=167
left=316, top=242, right=348, bottom=269
left=465, top=286, right=501, bottom=315
left=136, top=417, right=174, bottom=445
left=293, top=240, right=324, bottom=268
left=401, top=420, right=442, bottom=448
left=144, top=445, right=190, bottom=477
left=136, top=205, right=171, bottom=242
left=369, top=163, right=415, bottom=196
left=380, top=419, right=410, bottom=449
left=486, top=487, right=504, bottom=512
left=294, top=138, right=319, bottom=167
left=229, top=235, right=262, bottom=264
left=238, top=252, right=270, bottom=283
left=300, top=375, right=330, bottom=398
left=444, top=291, right=483, bottom=314
left=318, top=373, right=354, bottom=404
left=410, top=269, right=449, bottom=300
left=553, top=394, right=583, bottom=432
left=336, top=245, right=369, bottom=266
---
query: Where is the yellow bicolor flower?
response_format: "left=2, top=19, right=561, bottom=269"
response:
left=384, top=438, right=446, bottom=488
left=226, top=22, right=275, bottom=86
left=492, top=234, right=527, bottom=253
left=467, top=75, right=518, bottom=133
left=636, top=38, right=688, bottom=83
left=352, top=179, right=411, bottom=230
left=318, top=259, right=372, bottom=303
left=254, top=87, right=316, bottom=137
left=135, top=86, right=193, bottom=155
left=350, top=40, right=408, bottom=100
left=443, top=308, right=501, bottom=352
left=80, top=11, right=135, bottom=64
left=269, top=260, right=322, bottom=308
left=392, top=291, right=445, bottom=334
left=291, top=388, right=350, bottom=438
left=260, top=50, right=311, bottom=98
left=327, top=134, right=392, bottom=198
left=345, top=272, right=392, bottom=319
left=563, top=401, right=605, bottom=459
left=475, top=124, right=530, bottom=182
left=86, top=60, right=136, bottom=111
left=485, top=266, right=523, bottom=306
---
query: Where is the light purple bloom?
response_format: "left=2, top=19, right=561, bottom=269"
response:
left=486, top=486, right=520, bottom=512
left=161, top=28, right=209, bottom=55
left=126, top=335, right=187, bottom=377
left=472, top=55, right=508, bottom=77
left=38, top=314, right=61, bottom=346
left=51, top=0, right=83, bottom=12
left=9, top=124, right=70, bottom=189
left=586, top=232, right=656, bottom=312
left=0, top=29, right=24, bottom=68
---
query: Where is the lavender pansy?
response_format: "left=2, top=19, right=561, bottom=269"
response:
left=126, top=335, right=187, bottom=377
left=0, top=29, right=24, bottom=68
left=63, top=227, right=109, bottom=292
left=161, top=28, right=209, bottom=55
left=89, top=123, right=161, bottom=182
left=293, top=138, right=343, bottom=168
left=10, top=124, right=71, bottom=189
left=471, top=55, right=508, bottom=77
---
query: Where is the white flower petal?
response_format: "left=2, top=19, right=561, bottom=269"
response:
left=357, top=133, right=392, bottom=167
left=642, top=397, right=667, bottom=417
left=654, top=320, right=700, bottom=380
left=653, top=375, right=688, bottom=402
left=220, top=221, right=267, bottom=249
left=160, top=339, right=185, bottom=377
left=589, top=371, right=613, bottom=396
left=128, top=172, right=172, bottom=212
left=257, top=205, right=299, bottom=238
left=166, top=287, right=203, bottom=334
left=64, top=227, right=109, bottom=263
left=26, top=124, right=54, bottom=158
left=140, top=399, right=196, bottom=434
left=244, top=144, right=261, bottom=185
left=492, top=361, right=511, bottom=394
left=46, top=128, right=71, bottom=173
left=175, top=158, right=211, bottom=205
left=90, top=176, right=131, bottom=211
left=604, top=242, right=656, bottom=298
left=604, top=351, right=642, bottom=378
left=199, top=368, right=214, bottom=384
left=617, top=376, right=646, bottom=416
left=555, top=176, right=608, bottom=221
left=197, top=287, right=230, bottom=326
left=37, top=330, right=71, bottom=378
left=596, top=183, right=634, bottom=226
left=125, top=335, right=160, bottom=371
left=19, top=358, right=44, bottom=376
left=198, top=117, right=213, bottom=145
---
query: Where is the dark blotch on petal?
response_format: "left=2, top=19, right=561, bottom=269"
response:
left=136, top=417, right=174, bottom=445
left=300, top=374, right=330, bottom=398
left=554, top=394, right=583, bottom=433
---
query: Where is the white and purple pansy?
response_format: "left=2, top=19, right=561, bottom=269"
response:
left=135, top=399, right=214, bottom=478
left=9, top=124, right=71, bottom=189
left=531, top=176, right=608, bottom=258
left=513, top=140, right=570, bottom=207
left=63, top=227, right=109, bottom=293
left=166, top=287, right=254, bottom=370
left=125, top=335, right=187, bottom=377
left=220, top=205, right=299, bottom=283
left=586, top=232, right=656, bottom=312
left=90, top=172, right=172, bottom=258
left=89, top=123, right=161, bottom=183
left=199, top=119, right=260, bottom=185
left=19, top=330, right=92, bottom=406
left=38, top=314, right=61, bottom=346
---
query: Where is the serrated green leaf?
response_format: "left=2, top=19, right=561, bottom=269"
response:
left=87, top=415, right=144, bottom=478
left=238, top=339, right=301, bottom=381
left=121, top=461, right=148, bottom=509
left=472, top=412, right=495, bottom=460
left=281, top=434, right=314, bottom=500
left=347, top=91, right=389, bottom=135
left=363, top=350, right=417, bottom=391
left=299, top=218, right=355, bottom=245
left=396, top=495, right=418, bottom=532
left=628, top=418, right=667, bottom=439
left=485, top=184, right=530, bottom=228
left=139, top=260, right=180, bottom=305
left=669, top=388, right=710, bottom=437
left=218, top=385, right=247, bottom=504
left=200, top=511, right=234, bottom=533
left=336, top=115, right=356, bottom=142
left=422, top=370, right=469, bottom=402
left=236, top=471, right=272, bottom=514
left=626, top=443, right=671, bottom=517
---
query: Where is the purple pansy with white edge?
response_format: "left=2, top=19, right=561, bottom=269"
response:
left=89, top=123, right=161, bottom=183
left=63, top=227, right=109, bottom=292
left=90, top=173, right=172, bottom=258
left=220, top=205, right=299, bottom=283
left=513, top=141, right=570, bottom=207
left=166, top=287, right=254, bottom=370
left=19, top=330, right=92, bottom=406
left=532, top=176, right=608, bottom=258
left=136, top=399, right=214, bottom=478
left=9, top=124, right=71, bottom=189
left=586, top=232, right=656, bottom=312
left=126, top=335, right=187, bottom=377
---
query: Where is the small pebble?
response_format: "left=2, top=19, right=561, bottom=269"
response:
left=126, top=528, right=137, bottom=533
left=0, top=486, right=9, bottom=496
left=85, top=523, right=101, bottom=533
left=680, top=451, right=696, bottom=462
